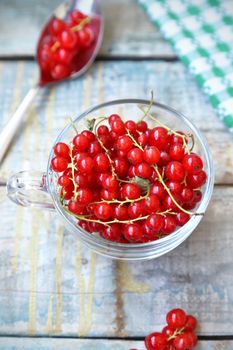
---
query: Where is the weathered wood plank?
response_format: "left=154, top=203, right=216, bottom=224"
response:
left=0, top=60, right=232, bottom=184
left=0, top=0, right=174, bottom=58
left=0, top=185, right=233, bottom=336
left=0, top=338, right=232, bottom=350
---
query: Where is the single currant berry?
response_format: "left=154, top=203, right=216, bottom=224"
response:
left=121, top=183, right=141, bottom=200
left=186, top=170, right=207, bottom=188
left=76, top=188, right=93, bottom=205
left=73, top=134, right=89, bottom=151
left=102, top=175, right=118, bottom=191
left=172, top=333, right=193, bottom=350
left=125, top=120, right=137, bottom=134
left=143, top=146, right=160, bottom=165
left=117, top=135, right=133, bottom=152
left=74, top=152, right=87, bottom=162
left=77, top=156, right=94, bottom=174
left=94, top=202, right=113, bottom=220
left=113, top=157, right=129, bottom=178
left=94, top=153, right=110, bottom=172
left=135, top=162, right=153, bottom=179
left=61, top=184, right=74, bottom=200
left=113, top=205, right=129, bottom=221
left=59, top=28, right=77, bottom=49
left=192, top=190, right=202, bottom=202
left=145, top=332, right=168, bottom=350
left=144, top=195, right=160, bottom=213
left=166, top=308, right=187, bottom=329
left=185, top=314, right=197, bottom=331
left=137, top=120, right=148, bottom=132
left=176, top=212, right=190, bottom=226
left=127, top=147, right=144, bottom=165
left=58, top=175, right=72, bottom=187
left=150, top=182, right=166, bottom=200
left=88, top=140, right=102, bottom=156
left=146, top=214, right=164, bottom=232
left=81, top=130, right=96, bottom=142
left=97, top=172, right=109, bottom=186
left=68, top=200, right=86, bottom=215
left=50, top=18, right=66, bottom=35
left=141, top=222, right=157, bottom=241
left=128, top=201, right=145, bottom=219
left=169, top=143, right=185, bottom=161
left=183, top=153, right=203, bottom=175
left=162, top=216, right=177, bottom=234
left=102, top=224, right=122, bottom=242
left=165, top=161, right=185, bottom=182
left=57, top=48, right=74, bottom=64
left=123, top=223, right=142, bottom=242
left=97, top=125, right=109, bottom=136
left=110, top=119, right=125, bottom=135
left=138, top=132, right=149, bottom=147
left=158, top=151, right=171, bottom=166
left=108, top=114, right=121, bottom=124
left=63, top=168, right=72, bottom=177
left=54, top=142, right=70, bottom=159
left=51, top=64, right=70, bottom=80
left=77, top=27, right=94, bottom=48
left=51, top=156, right=69, bottom=172
left=181, top=186, right=194, bottom=202
left=149, top=127, right=169, bottom=150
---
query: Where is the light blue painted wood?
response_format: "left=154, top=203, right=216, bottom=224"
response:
left=0, top=338, right=232, bottom=350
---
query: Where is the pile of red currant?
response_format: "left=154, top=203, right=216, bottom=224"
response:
left=51, top=111, right=207, bottom=243
left=38, top=9, right=99, bottom=83
left=130, top=308, right=198, bottom=350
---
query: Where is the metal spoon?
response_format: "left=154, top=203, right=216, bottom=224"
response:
left=0, top=0, right=103, bottom=163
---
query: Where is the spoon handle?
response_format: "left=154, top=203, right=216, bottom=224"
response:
left=0, top=85, right=40, bottom=164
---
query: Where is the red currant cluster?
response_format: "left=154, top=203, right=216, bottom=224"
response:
left=51, top=111, right=207, bottom=243
left=131, top=308, right=198, bottom=350
left=38, top=10, right=98, bottom=83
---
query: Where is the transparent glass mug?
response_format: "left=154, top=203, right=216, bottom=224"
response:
left=7, top=99, right=214, bottom=260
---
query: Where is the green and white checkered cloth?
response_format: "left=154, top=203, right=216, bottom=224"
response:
left=138, top=0, right=233, bottom=131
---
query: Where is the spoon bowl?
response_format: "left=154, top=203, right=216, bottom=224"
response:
left=37, top=0, right=104, bottom=86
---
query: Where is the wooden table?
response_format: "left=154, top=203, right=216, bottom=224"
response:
left=0, top=1, right=233, bottom=349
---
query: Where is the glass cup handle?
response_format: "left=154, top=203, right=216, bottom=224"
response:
left=6, top=171, right=55, bottom=211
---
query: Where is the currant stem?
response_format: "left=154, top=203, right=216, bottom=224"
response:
left=90, top=191, right=150, bottom=206
left=71, top=16, right=91, bottom=32
left=167, top=327, right=185, bottom=341
left=64, top=208, right=175, bottom=226
left=153, top=165, right=194, bottom=216
left=68, top=144, right=79, bottom=201
left=140, top=90, right=154, bottom=121
left=126, top=129, right=144, bottom=151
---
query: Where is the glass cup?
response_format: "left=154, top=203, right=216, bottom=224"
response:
left=7, top=99, right=214, bottom=260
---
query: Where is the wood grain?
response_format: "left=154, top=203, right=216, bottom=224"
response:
left=0, top=0, right=174, bottom=58
left=0, top=185, right=233, bottom=336
left=0, top=60, right=232, bottom=185
left=0, top=338, right=232, bottom=350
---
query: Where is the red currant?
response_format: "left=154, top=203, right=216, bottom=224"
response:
left=127, top=147, right=144, bottom=165
left=143, top=146, right=160, bottom=164
left=166, top=308, right=187, bottom=329
left=146, top=214, right=164, bottom=232
left=77, top=156, right=93, bottom=174
left=183, top=153, right=203, bottom=174
left=145, top=332, right=168, bottom=350
left=94, top=203, right=113, bottom=220
left=102, top=224, right=122, bottom=242
left=51, top=156, right=68, bottom=172
left=73, top=134, right=89, bottom=151
left=94, top=153, right=110, bottom=172
left=117, top=135, right=133, bottom=152
left=149, top=127, right=169, bottom=150
left=121, top=183, right=141, bottom=200
left=137, top=120, right=148, bottom=132
left=186, top=170, right=207, bottom=188
left=123, top=223, right=142, bottom=242
left=135, top=162, right=152, bottom=179
left=54, top=142, right=70, bottom=159
left=165, top=161, right=185, bottom=182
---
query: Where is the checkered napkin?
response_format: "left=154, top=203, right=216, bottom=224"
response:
left=138, top=0, right=233, bottom=131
